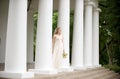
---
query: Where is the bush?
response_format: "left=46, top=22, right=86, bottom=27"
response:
left=104, top=64, right=120, bottom=73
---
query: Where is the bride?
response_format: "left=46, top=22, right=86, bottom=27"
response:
left=52, top=27, right=66, bottom=69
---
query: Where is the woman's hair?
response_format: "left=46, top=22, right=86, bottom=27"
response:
left=54, top=27, right=61, bottom=34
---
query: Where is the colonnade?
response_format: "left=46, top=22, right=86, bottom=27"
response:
left=0, top=0, right=101, bottom=78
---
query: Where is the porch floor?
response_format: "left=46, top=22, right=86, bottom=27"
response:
left=0, top=63, right=120, bottom=79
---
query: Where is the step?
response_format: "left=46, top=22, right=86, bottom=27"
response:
left=68, top=69, right=110, bottom=79
left=68, top=67, right=107, bottom=76
left=105, top=73, right=120, bottom=79
left=34, top=67, right=104, bottom=79
left=52, top=68, right=110, bottom=79
left=89, top=71, right=115, bottom=79
left=116, top=75, right=120, bottom=79
left=0, top=67, right=119, bottom=79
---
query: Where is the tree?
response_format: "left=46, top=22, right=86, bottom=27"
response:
left=99, top=0, right=120, bottom=66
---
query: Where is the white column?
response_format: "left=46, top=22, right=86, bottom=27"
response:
left=0, top=0, right=34, bottom=78
left=92, top=8, right=101, bottom=67
left=57, top=0, right=70, bottom=69
left=84, top=1, right=94, bottom=67
left=71, top=0, right=84, bottom=69
left=27, top=10, right=34, bottom=63
left=29, top=0, right=56, bottom=74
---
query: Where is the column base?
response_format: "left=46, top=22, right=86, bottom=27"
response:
left=93, top=64, right=102, bottom=68
left=85, top=65, right=102, bottom=69
left=71, top=66, right=87, bottom=70
left=29, top=69, right=58, bottom=74
left=0, top=71, right=34, bottom=79
left=58, top=67, right=74, bottom=72
left=85, top=66, right=95, bottom=69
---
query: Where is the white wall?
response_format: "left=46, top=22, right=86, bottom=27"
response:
left=27, top=11, right=34, bottom=63
left=0, top=0, right=9, bottom=63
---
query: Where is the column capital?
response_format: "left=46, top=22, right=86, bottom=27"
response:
left=85, top=1, right=96, bottom=7
left=94, top=8, right=102, bottom=12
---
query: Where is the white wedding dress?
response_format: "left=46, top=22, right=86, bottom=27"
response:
left=53, top=34, right=64, bottom=69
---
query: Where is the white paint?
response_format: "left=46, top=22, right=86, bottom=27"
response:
left=27, top=10, right=34, bottom=63
left=92, top=8, right=100, bottom=66
left=32, top=0, right=54, bottom=73
left=57, top=0, right=70, bottom=68
left=0, top=0, right=9, bottom=63
left=72, top=0, right=84, bottom=68
left=84, top=2, right=93, bottom=67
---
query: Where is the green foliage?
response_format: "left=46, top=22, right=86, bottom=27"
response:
left=69, top=11, right=74, bottom=62
left=52, top=11, right=58, bottom=35
left=104, top=64, right=120, bottom=73
left=33, top=12, right=38, bottom=61
left=99, top=0, right=120, bottom=66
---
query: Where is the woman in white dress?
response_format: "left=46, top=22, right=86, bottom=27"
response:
left=52, top=27, right=65, bottom=69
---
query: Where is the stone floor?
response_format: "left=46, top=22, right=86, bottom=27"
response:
left=0, top=63, right=120, bottom=79
left=29, top=67, right=120, bottom=79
